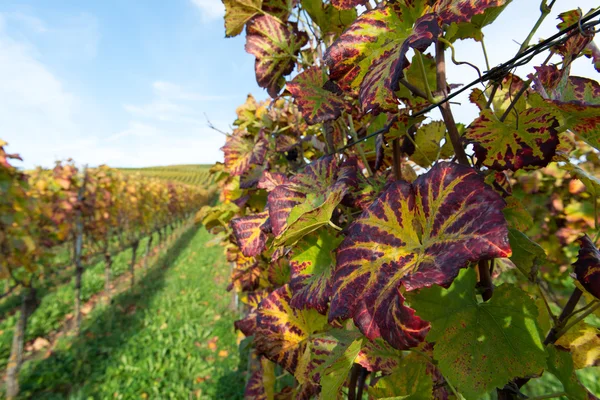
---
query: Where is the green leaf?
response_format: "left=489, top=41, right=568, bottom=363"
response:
left=502, top=196, right=534, bottom=231
left=313, top=330, right=363, bottom=400
left=444, top=1, right=512, bottom=42
left=408, top=268, right=547, bottom=399
left=289, top=229, right=343, bottom=313
left=410, top=121, right=454, bottom=168
left=301, top=0, right=357, bottom=37
left=508, top=228, right=546, bottom=281
left=368, top=352, right=433, bottom=400
left=546, top=345, right=588, bottom=400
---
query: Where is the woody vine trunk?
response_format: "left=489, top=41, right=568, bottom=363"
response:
left=5, top=286, right=37, bottom=399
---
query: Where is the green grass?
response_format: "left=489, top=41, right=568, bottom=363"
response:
left=0, top=232, right=162, bottom=371
left=15, top=226, right=246, bottom=399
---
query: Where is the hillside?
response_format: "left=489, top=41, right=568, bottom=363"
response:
left=118, top=164, right=214, bottom=187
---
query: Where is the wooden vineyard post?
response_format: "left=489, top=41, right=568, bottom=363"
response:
left=130, top=241, right=139, bottom=288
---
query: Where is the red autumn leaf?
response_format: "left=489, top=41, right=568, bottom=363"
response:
left=286, top=66, right=345, bottom=125
left=221, top=130, right=268, bottom=176
left=465, top=107, right=559, bottom=171
left=245, top=15, right=308, bottom=98
left=573, top=235, right=600, bottom=300
left=267, top=156, right=354, bottom=244
left=330, top=162, right=511, bottom=349
left=231, top=211, right=270, bottom=257
left=258, top=170, right=289, bottom=192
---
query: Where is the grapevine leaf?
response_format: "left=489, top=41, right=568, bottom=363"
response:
left=540, top=77, right=600, bottom=152
left=502, top=197, right=534, bottom=231
left=466, top=108, right=559, bottom=171
left=245, top=356, right=276, bottom=400
left=573, top=235, right=600, bottom=300
left=289, top=230, right=343, bottom=313
left=555, top=320, right=600, bottom=369
left=432, top=0, right=510, bottom=25
left=444, top=0, right=511, bottom=42
left=546, top=345, right=588, bottom=400
left=301, top=0, right=357, bottom=37
left=395, top=53, right=438, bottom=111
left=268, top=256, right=291, bottom=287
left=325, top=1, right=440, bottom=114
left=312, top=330, right=363, bottom=400
left=408, top=268, right=547, bottom=399
left=245, top=15, right=308, bottom=98
left=222, top=131, right=269, bottom=176
left=254, top=285, right=329, bottom=375
left=258, top=171, right=288, bottom=192
left=268, top=156, right=352, bottom=246
left=367, top=352, right=433, bottom=400
left=508, top=228, right=546, bottom=282
left=330, top=162, right=510, bottom=349
left=331, top=0, right=366, bottom=10
left=561, top=163, right=600, bottom=200
left=224, top=0, right=263, bottom=37
left=410, top=121, right=454, bottom=168
left=356, top=337, right=403, bottom=374
left=286, top=66, right=345, bottom=125
left=229, top=252, right=261, bottom=292
left=231, top=211, right=270, bottom=257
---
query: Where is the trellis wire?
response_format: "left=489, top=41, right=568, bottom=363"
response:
left=327, top=9, right=600, bottom=156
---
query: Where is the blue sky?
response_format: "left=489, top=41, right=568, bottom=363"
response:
left=0, top=0, right=597, bottom=168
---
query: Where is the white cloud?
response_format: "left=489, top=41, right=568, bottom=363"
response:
left=0, top=12, right=81, bottom=168
left=190, top=0, right=225, bottom=21
left=123, top=81, right=230, bottom=124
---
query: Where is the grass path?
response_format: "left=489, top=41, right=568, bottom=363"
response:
left=16, top=226, right=245, bottom=399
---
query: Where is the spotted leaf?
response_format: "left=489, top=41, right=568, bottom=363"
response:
left=222, top=131, right=268, bottom=176
left=408, top=268, right=547, bottom=399
left=330, top=162, right=510, bottom=349
left=443, top=0, right=511, bottom=42
left=410, top=121, right=455, bottom=168
left=367, top=351, right=433, bottom=400
left=289, top=229, right=343, bottom=313
left=535, top=76, right=600, bottom=152
left=465, top=108, right=559, bottom=171
left=356, top=337, right=403, bottom=374
left=432, top=0, right=509, bottom=25
left=331, top=0, right=367, bottom=10
left=245, top=15, right=308, bottom=98
left=231, top=211, right=270, bottom=257
left=573, top=235, right=600, bottom=300
left=325, top=1, right=440, bottom=114
left=254, top=285, right=329, bottom=375
left=286, top=66, right=345, bottom=125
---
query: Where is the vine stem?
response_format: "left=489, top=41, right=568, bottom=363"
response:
left=435, top=41, right=470, bottom=166
left=481, top=39, right=491, bottom=71
left=415, top=50, right=435, bottom=103
left=477, top=260, right=493, bottom=301
left=348, top=116, right=373, bottom=177
left=392, top=139, right=403, bottom=180
left=544, top=288, right=582, bottom=345
left=518, top=0, right=555, bottom=55
left=553, top=301, right=600, bottom=343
